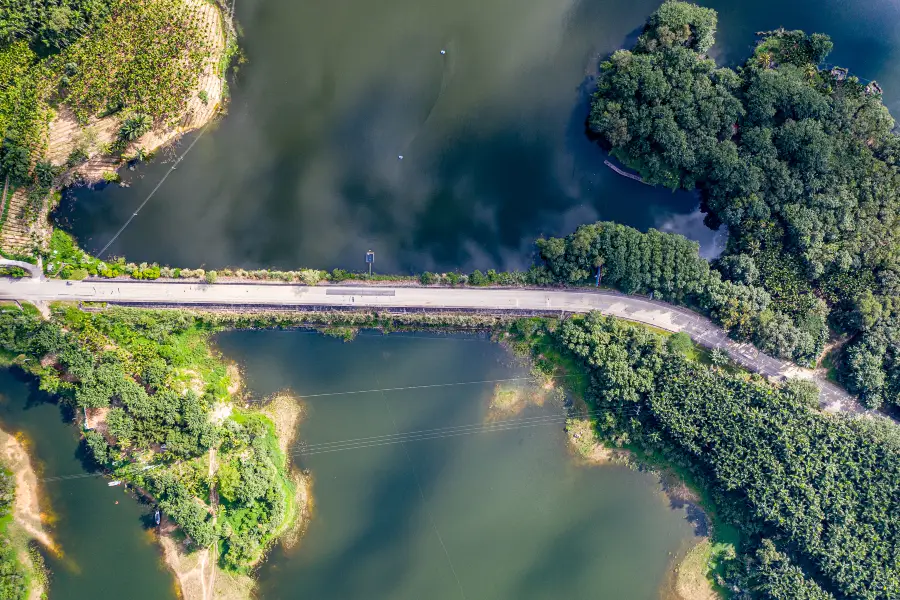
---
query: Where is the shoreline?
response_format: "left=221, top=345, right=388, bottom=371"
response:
left=156, top=391, right=312, bottom=600
left=47, top=0, right=230, bottom=187
left=1, top=0, right=234, bottom=258
left=260, top=393, right=312, bottom=551
left=561, top=418, right=722, bottom=600
left=0, top=425, right=57, bottom=600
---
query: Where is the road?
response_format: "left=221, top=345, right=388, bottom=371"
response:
left=0, top=277, right=861, bottom=413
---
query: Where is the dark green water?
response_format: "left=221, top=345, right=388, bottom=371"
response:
left=215, top=330, right=702, bottom=599
left=60, top=0, right=900, bottom=271
left=0, top=331, right=703, bottom=599
left=0, top=369, right=177, bottom=600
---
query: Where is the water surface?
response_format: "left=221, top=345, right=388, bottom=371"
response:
left=0, top=369, right=176, bottom=600
left=55, top=0, right=900, bottom=272
left=215, top=330, right=701, bottom=599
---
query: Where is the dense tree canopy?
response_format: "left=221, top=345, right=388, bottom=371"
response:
left=0, top=0, right=113, bottom=52
left=587, top=0, right=900, bottom=404
left=536, top=221, right=827, bottom=363
left=0, top=305, right=293, bottom=571
left=515, top=313, right=900, bottom=599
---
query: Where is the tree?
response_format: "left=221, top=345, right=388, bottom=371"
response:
left=204, top=270, right=217, bottom=284
left=118, top=113, right=151, bottom=142
left=667, top=332, right=693, bottom=356
left=585, top=1, right=900, bottom=382
left=719, top=254, right=759, bottom=285
left=0, top=468, right=14, bottom=517
left=638, top=0, right=718, bottom=54
left=709, top=348, right=729, bottom=367
left=0, top=136, right=31, bottom=186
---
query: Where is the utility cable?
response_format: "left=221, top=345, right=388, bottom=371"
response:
left=293, top=407, right=641, bottom=457
left=377, top=374, right=468, bottom=600
left=248, top=375, right=577, bottom=402
left=97, top=123, right=212, bottom=258
left=293, top=407, right=628, bottom=453
left=41, top=463, right=160, bottom=483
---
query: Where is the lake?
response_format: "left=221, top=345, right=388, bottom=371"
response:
left=215, top=330, right=701, bottom=599
left=0, top=330, right=703, bottom=599
left=0, top=369, right=177, bottom=600
left=57, top=0, right=900, bottom=273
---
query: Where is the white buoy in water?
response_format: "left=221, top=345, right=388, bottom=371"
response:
left=440, top=49, right=446, bottom=55
left=398, top=155, right=404, bottom=160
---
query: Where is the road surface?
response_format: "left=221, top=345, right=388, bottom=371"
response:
left=0, top=277, right=861, bottom=413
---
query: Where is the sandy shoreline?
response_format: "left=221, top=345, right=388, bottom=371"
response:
left=158, top=520, right=254, bottom=600
left=0, top=426, right=56, bottom=599
left=261, top=393, right=313, bottom=550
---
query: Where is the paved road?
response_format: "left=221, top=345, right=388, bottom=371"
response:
left=0, top=259, right=42, bottom=279
left=0, top=277, right=861, bottom=413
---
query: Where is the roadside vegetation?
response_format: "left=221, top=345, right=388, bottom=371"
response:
left=507, top=313, right=900, bottom=599
left=586, top=0, right=900, bottom=408
left=0, top=304, right=297, bottom=574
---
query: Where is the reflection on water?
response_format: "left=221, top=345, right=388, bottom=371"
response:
left=55, top=0, right=900, bottom=272
left=215, top=330, right=701, bottom=599
left=54, top=0, right=900, bottom=272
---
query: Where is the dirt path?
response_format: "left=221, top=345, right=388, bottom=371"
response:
left=159, top=518, right=254, bottom=600
left=159, top=520, right=214, bottom=600
left=0, top=429, right=57, bottom=554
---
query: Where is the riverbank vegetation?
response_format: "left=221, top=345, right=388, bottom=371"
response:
left=0, top=452, right=45, bottom=600
left=507, top=312, right=900, bottom=599
left=0, top=0, right=229, bottom=258
left=0, top=462, right=30, bottom=600
left=45, top=229, right=540, bottom=286
left=533, top=221, right=822, bottom=363
left=0, top=304, right=300, bottom=579
left=586, top=0, right=900, bottom=407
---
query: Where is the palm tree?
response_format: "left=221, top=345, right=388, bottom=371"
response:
left=118, top=113, right=151, bottom=142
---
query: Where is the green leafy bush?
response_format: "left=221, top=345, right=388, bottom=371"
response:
left=587, top=0, right=900, bottom=385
